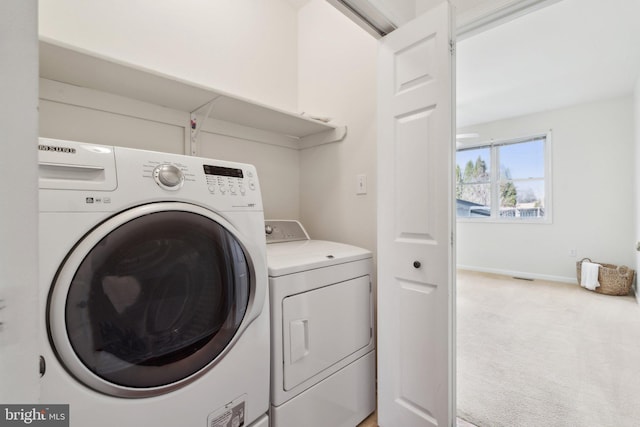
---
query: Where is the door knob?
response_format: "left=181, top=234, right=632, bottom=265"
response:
left=413, top=261, right=421, bottom=269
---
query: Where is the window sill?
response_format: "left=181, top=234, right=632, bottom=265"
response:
left=456, top=217, right=552, bottom=225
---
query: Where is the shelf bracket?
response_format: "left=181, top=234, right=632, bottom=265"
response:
left=189, top=96, right=221, bottom=156
left=298, top=125, right=348, bottom=150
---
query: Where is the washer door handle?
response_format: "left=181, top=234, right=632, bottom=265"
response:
left=39, top=356, right=46, bottom=377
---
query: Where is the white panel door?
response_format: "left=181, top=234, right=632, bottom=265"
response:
left=377, top=2, right=454, bottom=427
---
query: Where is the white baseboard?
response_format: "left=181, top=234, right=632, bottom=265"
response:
left=456, top=264, right=577, bottom=284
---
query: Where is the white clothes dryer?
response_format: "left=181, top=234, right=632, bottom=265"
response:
left=265, top=220, right=375, bottom=427
left=38, top=138, right=269, bottom=427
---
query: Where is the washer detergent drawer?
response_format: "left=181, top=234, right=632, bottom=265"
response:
left=282, top=276, right=372, bottom=391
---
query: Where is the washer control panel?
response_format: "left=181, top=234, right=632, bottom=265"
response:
left=203, top=164, right=256, bottom=196
left=141, top=157, right=258, bottom=202
left=39, top=140, right=263, bottom=212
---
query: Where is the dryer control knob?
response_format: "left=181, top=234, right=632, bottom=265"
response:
left=153, top=164, right=184, bottom=190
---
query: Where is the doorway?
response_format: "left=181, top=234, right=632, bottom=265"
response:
left=455, top=0, right=640, bottom=425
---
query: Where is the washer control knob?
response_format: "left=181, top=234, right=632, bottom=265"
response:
left=265, top=225, right=274, bottom=235
left=153, top=164, right=184, bottom=190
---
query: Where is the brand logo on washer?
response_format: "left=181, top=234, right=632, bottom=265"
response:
left=37, top=145, right=76, bottom=154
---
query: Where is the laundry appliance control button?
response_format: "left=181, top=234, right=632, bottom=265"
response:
left=153, top=164, right=184, bottom=190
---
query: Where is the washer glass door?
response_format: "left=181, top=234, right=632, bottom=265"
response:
left=49, top=204, right=253, bottom=396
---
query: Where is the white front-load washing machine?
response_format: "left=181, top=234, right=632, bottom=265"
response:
left=265, top=220, right=375, bottom=427
left=38, top=138, right=269, bottom=427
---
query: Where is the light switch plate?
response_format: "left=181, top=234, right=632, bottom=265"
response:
left=356, top=174, right=367, bottom=195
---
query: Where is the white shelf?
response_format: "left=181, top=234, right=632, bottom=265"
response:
left=39, top=39, right=346, bottom=147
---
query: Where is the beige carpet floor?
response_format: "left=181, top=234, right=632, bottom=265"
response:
left=456, top=270, right=640, bottom=427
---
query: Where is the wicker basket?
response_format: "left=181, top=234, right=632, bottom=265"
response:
left=576, top=258, right=635, bottom=296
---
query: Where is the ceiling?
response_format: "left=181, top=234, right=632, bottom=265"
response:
left=456, top=0, right=640, bottom=128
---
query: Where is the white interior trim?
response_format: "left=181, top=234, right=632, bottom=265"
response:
left=325, top=0, right=397, bottom=38
left=457, top=265, right=577, bottom=284
left=456, top=0, right=563, bottom=40
left=327, top=0, right=562, bottom=40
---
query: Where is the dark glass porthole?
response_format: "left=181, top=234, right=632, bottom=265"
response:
left=62, top=210, right=250, bottom=388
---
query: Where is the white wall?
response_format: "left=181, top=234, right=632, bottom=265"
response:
left=297, top=0, right=378, bottom=254
left=457, top=96, right=635, bottom=282
left=0, top=0, right=40, bottom=402
left=38, top=0, right=299, bottom=112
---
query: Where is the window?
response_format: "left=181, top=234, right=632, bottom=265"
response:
left=456, top=134, right=550, bottom=221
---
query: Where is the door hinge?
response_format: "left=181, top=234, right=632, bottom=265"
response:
left=451, top=231, right=454, bottom=246
left=449, top=39, right=455, bottom=55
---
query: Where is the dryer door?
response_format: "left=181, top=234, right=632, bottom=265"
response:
left=282, top=275, right=373, bottom=390
left=48, top=202, right=262, bottom=397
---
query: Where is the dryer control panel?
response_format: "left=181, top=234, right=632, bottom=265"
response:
left=265, top=220, right=310, bottom=244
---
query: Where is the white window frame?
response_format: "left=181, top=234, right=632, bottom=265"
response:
left=456, top=130, right=553, bottom=224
